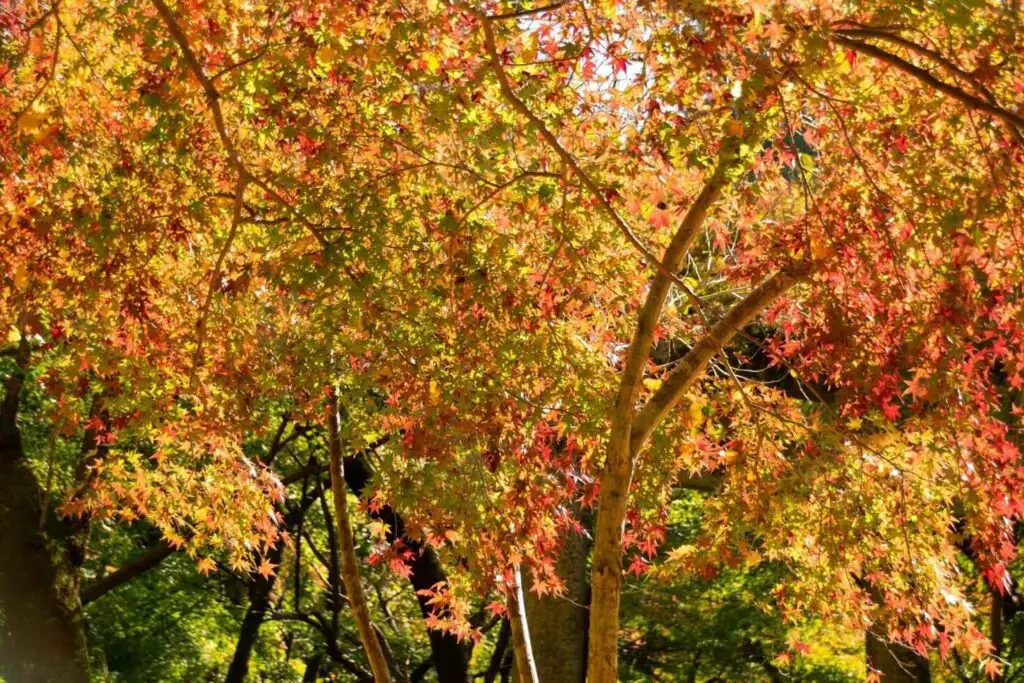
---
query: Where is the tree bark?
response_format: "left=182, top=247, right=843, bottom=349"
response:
left=340, top=439, right=471, bottom=683
left=514, top=531, right=589, bottom=683
left=327, top=393, right=393, bottom=683
left=865, top=631, right=931, bottom=683
left=988, top=586, right=1006, bottom=682
left=80, top=540, right=176, bottom=605
left=224, top=588, right=275, bottom=683
left=0, top=339, right=90, bottom=682
left=590, top=269, right=798, bottom=683
left=585, top=155, right=735, bottom=683
left=303, top=654, right=323, bottom=682
left=484, top=620, right=511, bottom=683
left=225, top=486, right=319, bottom=683
left=506, top=566, right=539, bottom=683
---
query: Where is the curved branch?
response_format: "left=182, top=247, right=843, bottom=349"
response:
left=478, top=14, right=717, bottom=291
left=150, top=0, right=329, bottom=247
left=631, top=269, right=803, bottom=452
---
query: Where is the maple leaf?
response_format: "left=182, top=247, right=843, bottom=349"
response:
left=627, top=555, right=647, bottom=578
left=196, top=557, right=216, bottom=576
left=257, top=557, right=277, bottom=579
left=648, top=208, right=671, bottom=230
left=904, top=373, right=929, bottom=400
left=485, top=600, right=506, bottom=618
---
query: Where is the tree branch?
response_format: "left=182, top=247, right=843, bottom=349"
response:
left=832, top=33, right=1024, bottom=133
left=478, top=14, right=721, bottom=291
left=326, top=391, right=394, bottom=683
left=487, top=1, right=570, bottom=20
left=150, top=0, right=328, bottom=247
left=191, top=173, right=247, bottom=385
left=80, top=540, right=175, bottom=605
left=631, top=270, right=803, bottom=451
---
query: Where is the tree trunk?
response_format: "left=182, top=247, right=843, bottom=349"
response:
left=225, top=488, right=318, bottom=683
left=225, top=591, right=274, bottom=683
left=341, top=439, right=471, bottom=682
left=991, top=587, right=1005, bottom=658
left=0, top=340, right=90, bottom=682
left=590, top=271, right=798, bottom=683
left=865, top=631, right=931, bottom=683
left=224, top=513, right=290, bottom=683
left=327, top=393, right=393, bottom=683
left=513, top=531, right=589, bottom=683
left=303, top=654, right=323, bottom=682
left=506, top=566, right=538, bottom=683
left=584, top=155, right=737, bottom=683
left=484, top=620, right=511, bottom=683
left=64, top=395, right=109, bottom=573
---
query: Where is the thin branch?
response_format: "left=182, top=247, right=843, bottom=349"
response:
left=487, top=1, right=570, bottom=20
left=478, top=14, right=726, bottom=293
left=190, top=173, right=247, bottom=387
left=150, top=0, right=328, bottom=247
left=80, top=540, right=176, bottom=605
left=280, top=435, right=390, bottom=487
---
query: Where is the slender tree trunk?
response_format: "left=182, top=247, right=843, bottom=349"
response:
left=303, top=654, right=323, bottom=682
left=0, top=339, right=90, bottom=682
left=506, top=566, right=539, bottom=683
left=327, top=392, right=393, bottom=683
left=64, top=394, right=109, bottom=572
left=992, top=587, right=1005, bottom=660
left=225, top=593, right=273, bottom=683
left=479, top=26, right=796, bottom=677
left=585, top=151, right=737, bottom=683
left=865, top=631, right=931, bottom=683
left=410, top=548, right=471, bottom=683
left=224, top=519, right=290, bottom=682
left=590, top=270, right=798, bottom=682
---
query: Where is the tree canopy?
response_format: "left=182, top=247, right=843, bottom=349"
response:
left=2, top=0, right=1024, bottom=681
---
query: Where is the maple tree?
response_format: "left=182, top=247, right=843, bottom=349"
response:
left=3, top=0, right=1024, bottom=681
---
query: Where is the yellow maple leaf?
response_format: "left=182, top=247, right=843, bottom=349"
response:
left=17, top=108, right=47, bottom=135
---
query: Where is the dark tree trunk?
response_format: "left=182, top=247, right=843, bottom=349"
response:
left=0, top=341, right=90, bottom=682
left=302, top=654, right=322, bottom=682
left=225, top=494, right=315, bottom=683
left=865, top=631, right=931, bottom=683
left=408, top=543, right=471, bottom=683
left=64, top=395, right=110, bottom=575
left=343, top=450, right=471, bottom=683
left=483, top=620, right=511, bottom=683
left=225, top=593, right=274, bottom=683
